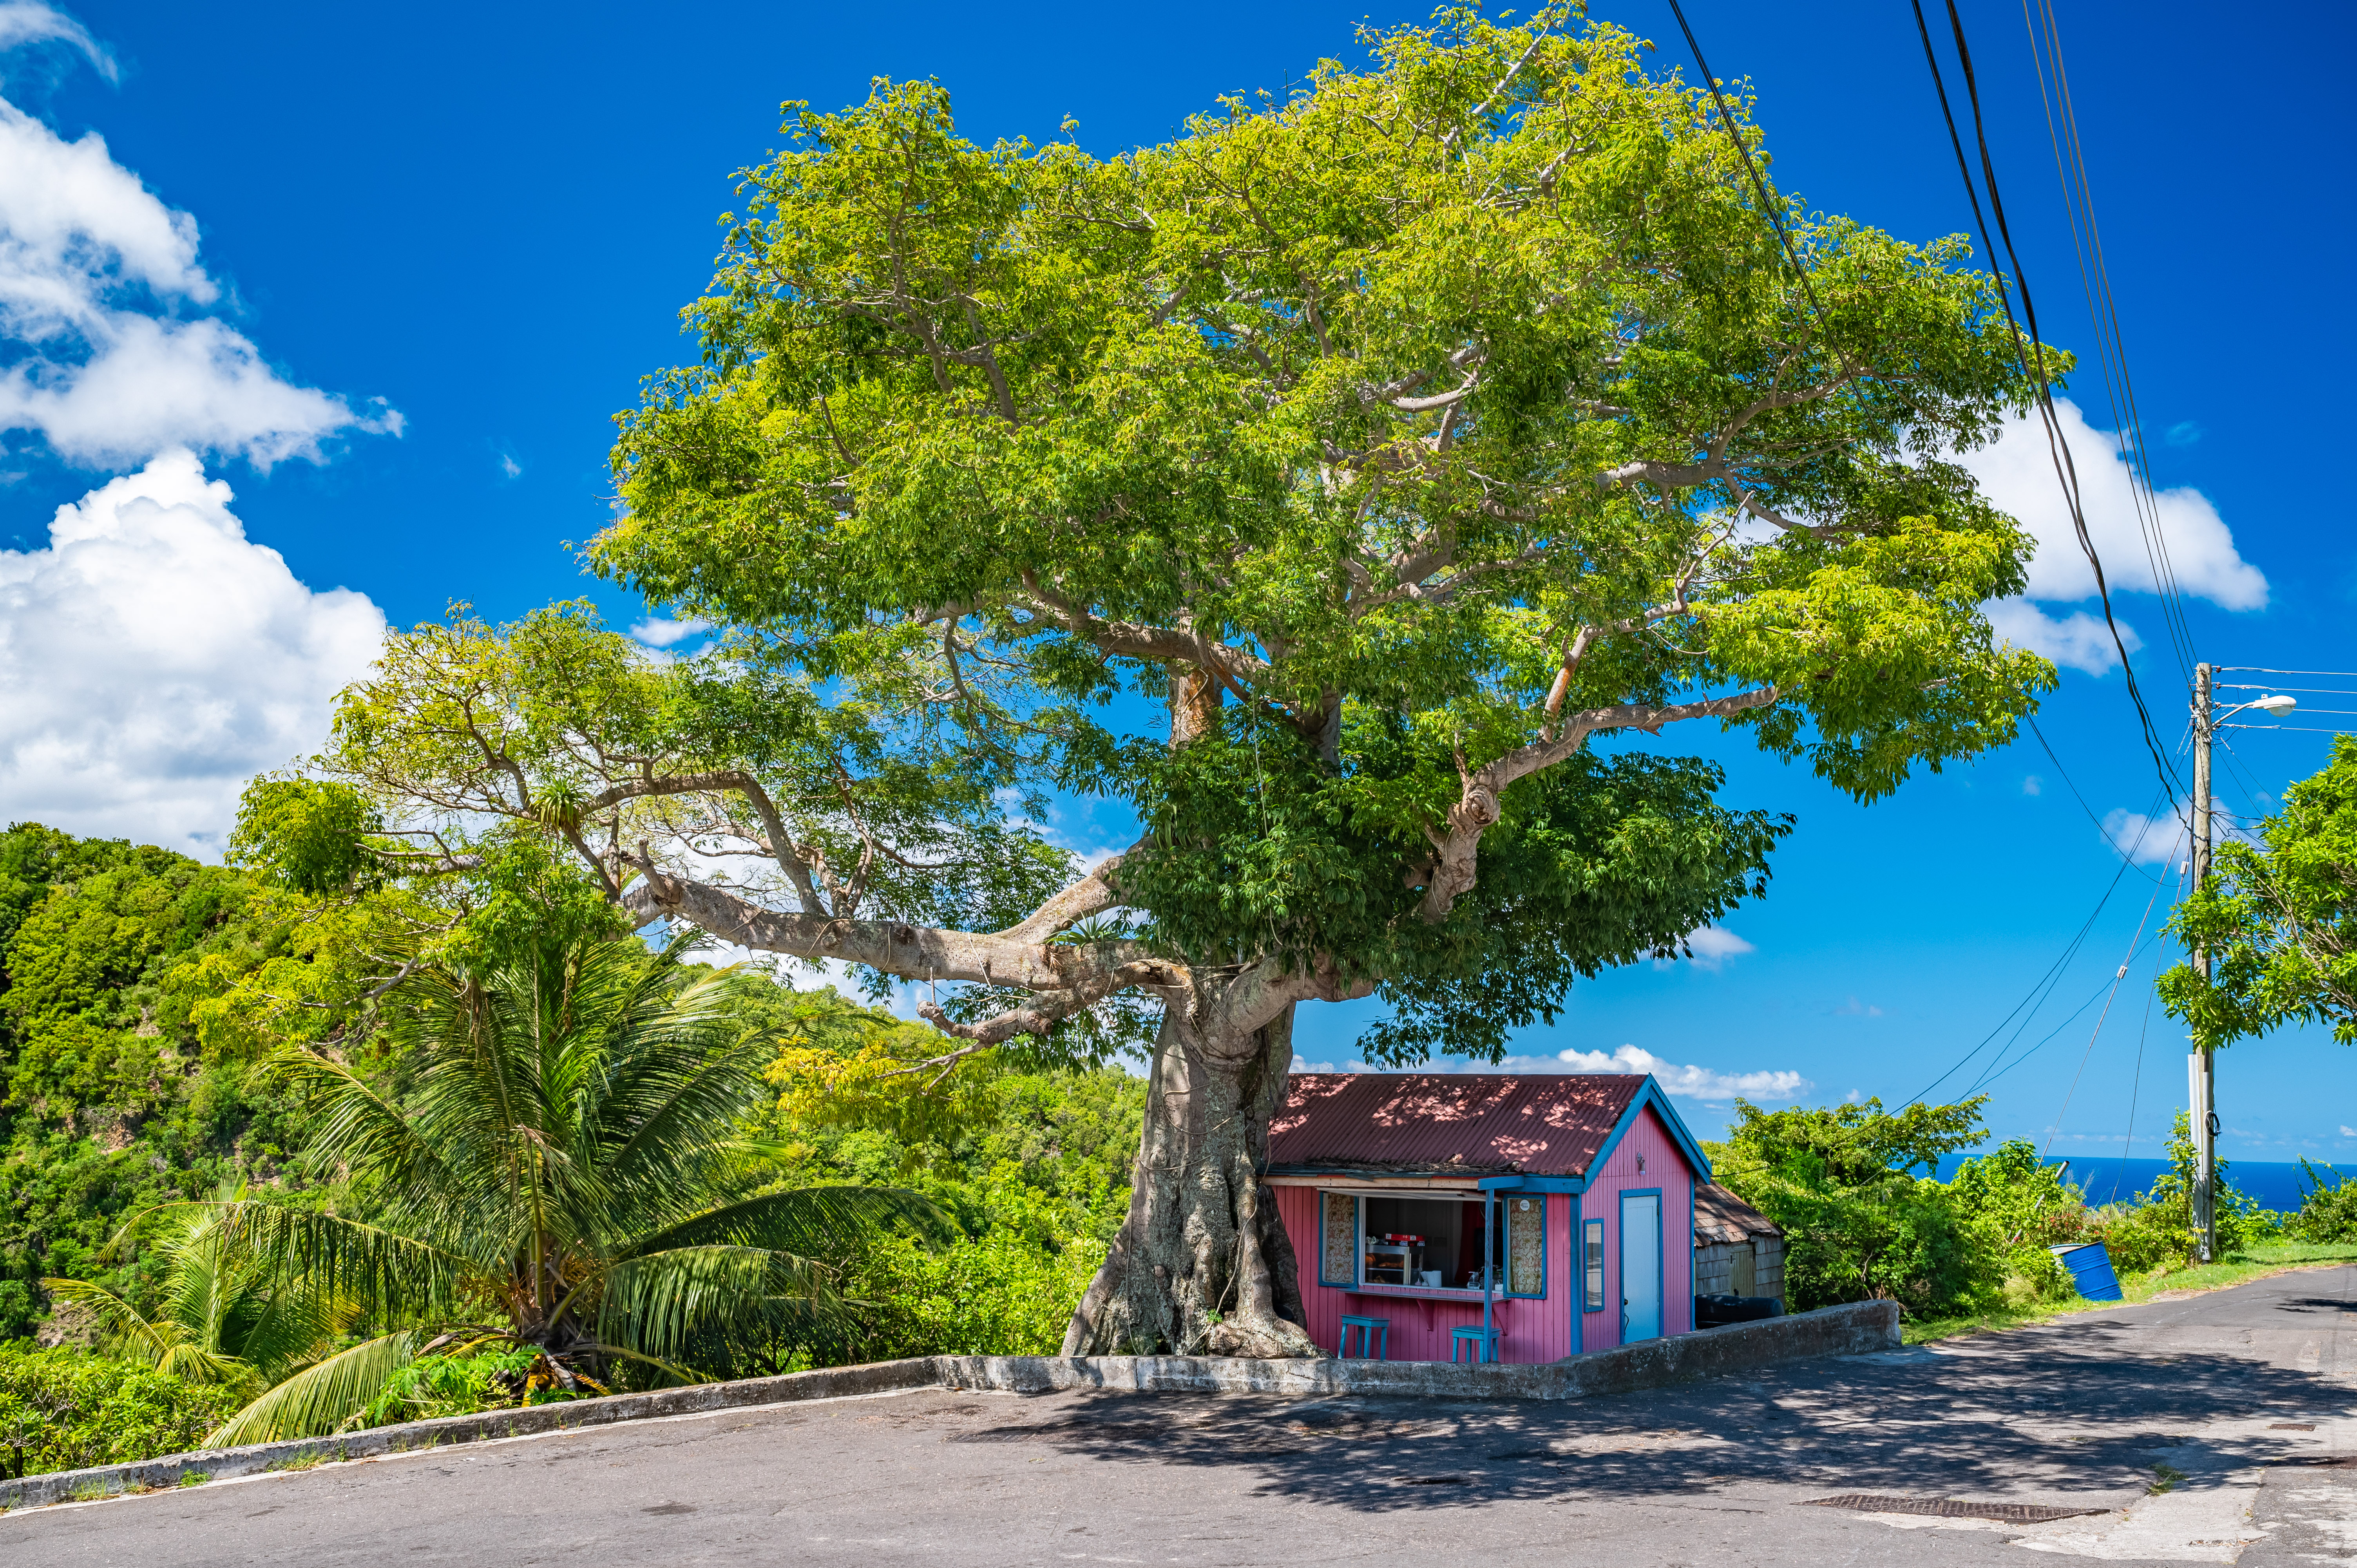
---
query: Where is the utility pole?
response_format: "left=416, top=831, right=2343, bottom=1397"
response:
left=2188, top=663, right=2217, bottom=1264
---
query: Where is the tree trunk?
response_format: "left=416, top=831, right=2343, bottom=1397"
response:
left=1061, top=996, right=1317, bottom=1358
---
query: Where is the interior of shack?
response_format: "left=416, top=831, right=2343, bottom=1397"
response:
left=1358, top=1193, right=1501, bottom=1291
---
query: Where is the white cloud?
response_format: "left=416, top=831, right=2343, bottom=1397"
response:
left=2342, top=1125, right=2355, bottom=1138
left=1655, top=922, right=1754, bottom=972
left=0, top=93, right=397, bottom=467
left=2098, top=799, right=2249, bottom=866
left=1551, top=1043, right=1811, bottom=1103
left=1959, top=397, right=2266, bottom=610
left=498, top=452, right=521, bottom=480
left=630, top=616, right=711, bottom=649
left=1982, top=597, right=2142, bottom=676
left=2022, top=774, right=2042, bottom=796
left=2101, top=805, right=2184, bottom=866
left=1834, top=996, right=1883, bottom=1018
left=0, top=450, right=384, bottom=854
left=0, top=2, right=111, bottom=81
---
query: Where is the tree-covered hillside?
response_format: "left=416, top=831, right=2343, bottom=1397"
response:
left=0, top=823, right=319, bottom=1339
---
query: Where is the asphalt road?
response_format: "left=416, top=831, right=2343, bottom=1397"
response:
left=9, top=1266, right=2353, bottom=1567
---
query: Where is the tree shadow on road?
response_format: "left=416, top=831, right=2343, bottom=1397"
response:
left=946, top=1310, right=2348, bottom=1516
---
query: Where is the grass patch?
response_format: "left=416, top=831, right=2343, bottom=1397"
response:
left=263, top=1449, right=332, bottom=1474
left=1903, top=1243, right=2357, bottom=1345
left=177, top=1470, right=209, bottom=1488
left=2149, top=1462, right=2185, bottom=1495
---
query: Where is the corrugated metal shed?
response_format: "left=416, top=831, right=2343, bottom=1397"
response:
left=1267, top=1073, right=1645, bottom=1177
left=1694, top=1181, right=1781, bottom=1245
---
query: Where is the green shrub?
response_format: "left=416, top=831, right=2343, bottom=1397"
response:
left=2286, top=1159, right=2357, bottom=1244
left=819, top=1228, right=1106, bottom=1364
left=0, top=1347, right=239, bottom=1476
left=2090, top=1112, right=2281, bottom=1269
left=1706, top=1096, right=2005, bottom=1317
left=353, top=1347, right=585, bottom=1429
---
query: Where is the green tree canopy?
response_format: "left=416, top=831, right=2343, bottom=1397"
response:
left=2162, top=734, right=2357, bottom=1049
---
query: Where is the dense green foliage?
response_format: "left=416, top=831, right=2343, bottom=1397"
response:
left=42, top=1191, right=344, bottom=1394
left=2287, top=1160, right=2357, bottom=1244
left=1709, top=1100, right=2290, bottom=1317
left=1707, top=1096, right=2000, bottom=1314
left=0, top=824, right=333, bottom=1342
left=0, top=1346, right=240, bottom=1476
left=2163, top=734, right=2357, bottom=1048
left=749, top=984, right=1145, bottom=1360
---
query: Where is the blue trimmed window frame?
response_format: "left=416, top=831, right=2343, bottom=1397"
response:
left=1498, top=1191, right=1547, bottom=1299
left=1582, top=1216, right=1607, bottom=1313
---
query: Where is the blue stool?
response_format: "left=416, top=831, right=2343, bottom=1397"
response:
left=1451, top=1326, right=1502, bottom=1364
left=1338, top=1315, right=1389, bottom=1360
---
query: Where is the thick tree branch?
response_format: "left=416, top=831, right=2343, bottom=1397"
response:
left=622, top=857, right=1161, bottom=993
left=991, top=842, right=1139, bottom=942
left=1415, top=685, right=1783, bottom=922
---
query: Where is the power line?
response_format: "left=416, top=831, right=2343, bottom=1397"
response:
left=1662, top=0, right=1823, bottom=316
left=2111, top=927, right=2167, bottom=1206
left=2020, top=0, right=2199, bottom=689
left=1968, top=914, right=2170, bottom=1098
left=2211, top=666, right=2357, bottom=677
left=2024, top=714, right=2161, bottom=882
left=1907, top=0, right=2184, bottom=810
left=2042, top=852, right=2172, bottom=1155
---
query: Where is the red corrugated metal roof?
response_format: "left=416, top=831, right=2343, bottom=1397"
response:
left=1267, top=1073, right=1648, bottom=1177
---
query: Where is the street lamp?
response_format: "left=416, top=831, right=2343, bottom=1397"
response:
left=2220, top=693, right=2298, bottom=724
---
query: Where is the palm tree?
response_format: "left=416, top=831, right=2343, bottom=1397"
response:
left=42, top=1185, right=344, bottom=1394
left=209, top=931, right=939, bottom=1446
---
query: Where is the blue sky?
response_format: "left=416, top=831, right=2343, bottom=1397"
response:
left=0, top=0, right=2350, bottom=1162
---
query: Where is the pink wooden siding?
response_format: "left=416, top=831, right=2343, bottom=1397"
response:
left=1274, top=1102, right=1696, bottom=1363
left=1576, top=1105, right=1695, bottom=1352
left=1276, top=1185, right=1579, bottom=1364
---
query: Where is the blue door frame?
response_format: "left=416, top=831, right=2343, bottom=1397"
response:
left=1618, top=1188, right=1664, bottom=1344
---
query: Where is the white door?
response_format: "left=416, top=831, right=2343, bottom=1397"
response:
left=1620, top=1192, right=1662, bottom=1342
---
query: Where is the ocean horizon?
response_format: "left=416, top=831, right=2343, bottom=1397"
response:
left=1929, top=1153, right=2347, bottom=1213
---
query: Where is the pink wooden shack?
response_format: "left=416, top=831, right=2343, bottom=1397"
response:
left=1267, top=1073, right=1710, bottom=1364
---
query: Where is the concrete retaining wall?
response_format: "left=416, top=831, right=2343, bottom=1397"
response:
left=939, top=1299, right=1898, bottom=1402
left=0, top=1300, right=1897, bottom=1512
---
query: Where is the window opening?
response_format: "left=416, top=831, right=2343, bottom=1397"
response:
left=1504, top=1195, right=1545, bottom=1296
left=1583, top=1218, right=1606, bottom=1311
left=1319, top=1192, right=1357, bottom=1287
left=1359, top=1194, right=1496, bottom=1290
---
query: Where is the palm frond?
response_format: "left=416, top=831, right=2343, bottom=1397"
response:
left=205, top=1331, right=419, bottom=1449
left=41, top=1277, right=179, bottom=1368
left=597, top=1244, right=829, bottom=1363
left=623, top=1185, right=953, bottom=1261
left=270, top=1042, right=461, bottom=1214
left=214, top=1203, right=468, bottom=1322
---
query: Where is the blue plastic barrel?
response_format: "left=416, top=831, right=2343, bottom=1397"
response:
left=2050, top=1242, right=2124, bottom=1302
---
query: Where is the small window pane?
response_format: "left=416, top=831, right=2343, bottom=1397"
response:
left=1506, top=1196, right=1545, bottom=1295
left=1584, top=1218, right=1606, bottom=1311
left=1320, top=1192, right=1358, bottom=1286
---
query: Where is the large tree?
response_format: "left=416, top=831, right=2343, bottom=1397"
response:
left=289, top=7, right=2051, bottom=1359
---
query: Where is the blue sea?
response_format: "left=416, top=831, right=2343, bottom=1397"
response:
left=1930, top=1154, right=2345, bottom=1213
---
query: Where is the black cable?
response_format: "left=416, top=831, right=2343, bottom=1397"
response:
left=2022, top=0, right=2199, bottom=687
left=1907, top=0, right=2183, bottom=812
left=1900, top=843, right=2137, bottom=1109
left=1663, top=0, right=1824, bottom=316
left=2024, top=715, right=2160, bottom=882
left=1969, top=918, right=2169, bottom=1097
